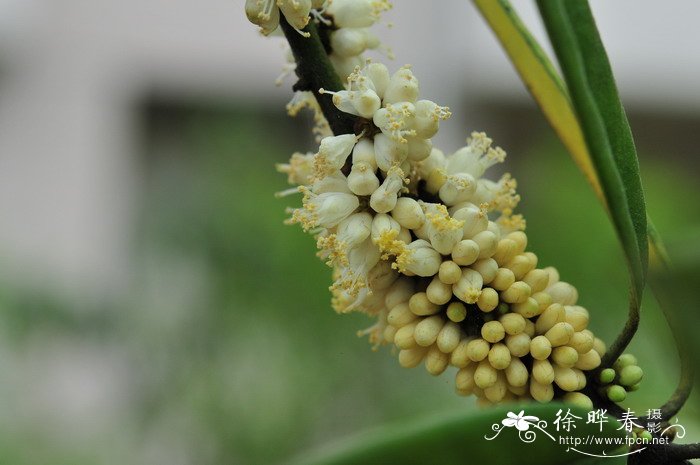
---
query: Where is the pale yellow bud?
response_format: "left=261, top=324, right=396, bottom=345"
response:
left=523, top=269, right=550, bottom=293
left=481, top=321, right=505, bottom=343
left=387, top=302, right=417, bottom=328
left=425, top=345, right=450, bottom=375
left=574, top=349, right=601, bottom=370
left=451, top=239, right=480, bottom=266
left=592, top=337, right=606, bottom=356
left=425, top=169, right=446, bottom=194
left=569, top=331, right=594, bottom=354
left=553, top=365, right=579, bottom=392
left=437, top=322, right=461, bottom=353
left=426, top=277, right=452, bottom=305
left=409, top=291, right=440, bottom=316
left=414, top=315, right=445, bottom=347
left=535, top=303, right=566, bottom=335
left=531, top=291, right=554, bottom=312
left=394, top=321, right=418, bottom=349
left=547, top=281, right=578, bottom=305
left=488, top=343, right=511, bottom=369
left=512, top=297, right=541, bottom=318
left=450, top=338, right=471, bottom=367
left=384, top=278, right=414, bottom=309
left=508, top=384, right=527, bottom=396
left=505, top=333, right=531, bottom=357
left=551, top=346, right=579, bottom=368
left=476, top=288, right=499, bottom=312
left=500, top=313, right=526, bottom=335
left=532, top=359, right=555, bottom=384
left=453, top=268, right=483, bottom=304
left=574, top=368, right=587, bottom=390
left=493, top=238, right=518, bottom=265
left=473, top=231, right=498, bottom=259
left=563, top=392, right=593, bottom=411
left=474, top=360, right=498, bottom=389
left=467, top=338, right=491, bottom=362
left=524, top=319, right=536, bottom=338
left=391, top=197, right=425, bottom=230
left=446, top=301, right=467, bottom=323
left=506, top=231, right=528, bottom=254
left=501, top=281, right=531, bottom=304
left=545, top=322, right=574, bottom=347
left=471, top=258, right=499, bottom=283
left=398, top=346, right=428, bottom=368
left=505, top=358, right=529, bottom=387
left=530, top=379, right=554, bottom=403
left=506, top=253, right=537, bottom=280
left=484, top=372, right=508, bottom=403
left=530, top=335, right=552, bottom=360
left=438, top=260, right=462, bottom=284
left=543, top=266, right=560, bottom=286
left=455, top=364, right=476, bottom=393
left=564, top=306, right=589, bottom=332
left=491, top=268, right=516, bottom=291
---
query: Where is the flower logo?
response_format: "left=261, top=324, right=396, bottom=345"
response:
left=502, top=410, right=540, bottom=431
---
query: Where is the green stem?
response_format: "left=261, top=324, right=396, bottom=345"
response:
left=279, top=16, right=356, bottom=136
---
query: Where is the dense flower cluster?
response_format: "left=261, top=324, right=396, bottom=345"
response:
left=277, top=62, right=607, bottom=408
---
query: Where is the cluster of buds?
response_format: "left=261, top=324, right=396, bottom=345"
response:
left=277, top=60, right=608, bottom=408
left=598, top=353, right=644, bottom=403
left=245, top=0, right=326, bottom=36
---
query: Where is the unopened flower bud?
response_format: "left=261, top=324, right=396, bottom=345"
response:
left=553, top=365, right=579, bottom=392
left=384, top=278, right=414, bottom=309
left=446, top=302, right=467, bottom=323
left=471, top=258, right=498, bottom=283
left=488, top=343, right=511, bottom=369
left=547, top=281, right=578, bottom=305
left=398, top=346, right=428, bottom=368
left=467, top=338, right=490, bottom=362
left=606, top=384, right=627, bottom=402
left=500, top=313, right=526, bottom=335
left=476, top=287, right=499, bottom=312
left=563, top=392, right=593, bottom=411
left=569, top=331, right=594, bottom=354
left=530, top=335, right=553, bottom=360
left=391, top=197, right=425, bottom=229
left=505, top=358, right=529, bottom=387
left=530, top=379, right=554, bottom=403
left=491, top=268, right=516, bottom=291
left=438, top=260, right=462, bottom=285
left=455, top=364, right=476, bottom=393
left=408, top=291, right=440, bottom=316
left=450, top=338, right=471, bottom=368
left=501, top=281, right=531, bottom=304
left=474, top=360, right=498, bottom=389
left=425, top=345, right=450, bottom=375
left=394, top=321, right=418, bottom=349
left=564, top=306, right=589, bottom=332
left=619, top=365, right=643, bottom=387
left=613, top=353, right=638, bottom=371
left=532, top=359, right=555, bottom=384
left=437, top=322, right=462, bottom=353
left=535, top=303, right=566, bottom=335
left=387, top=302, right=417, bottom=328
left=574, top=349, right=601, bottom=371
left=512, top=297, right=541, bottom=318
left=599, top=368, right=616, bottom=384
left=523, top=269, right=550, bottom=293
left=472, top=231, right=498, bottom=259
left=545, top=322, right=574, bottom=347
left=451, top=239, right=480, bottom=266
left=383, top=66, right=420, bottom=104
left=551, top=346, right=579, bottom=368
left=481, top=321, right=505, bottom=343
left=414, top=315, right=445, bottom=347
left=506, top=333, right=531, bottom=357
left=426, top=276, right=452, bottom=305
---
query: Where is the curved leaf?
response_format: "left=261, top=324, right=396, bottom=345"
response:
left=472, top=0, right=604, bottom=203
left=290, top=403, right=624, bottom=465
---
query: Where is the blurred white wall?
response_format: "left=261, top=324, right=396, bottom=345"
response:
left=0, top=0, right=698, bottom=299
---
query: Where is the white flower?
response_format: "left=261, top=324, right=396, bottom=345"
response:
left=373, top=134, right=408, bottom=172
left=317, top=211, right=372, bottom=266
left=394, top=239, right=441, bottom=277
left=325, top=0, right=391, bottom=28
left=245, top=0, right=316, bottom=37
left=369, top=165, right=407, bottom=213
left=383, top=66, right=420, bottom=104
left=292, top=187, right=359, bottom=230
left=314, top=133, right=359, bottom=178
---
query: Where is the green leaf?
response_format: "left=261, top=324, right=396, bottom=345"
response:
left=472, top=0, right=604, bottom=203
left=291, top=403, right=625, bottom=465
left=536, top=0, right=648, bottom=362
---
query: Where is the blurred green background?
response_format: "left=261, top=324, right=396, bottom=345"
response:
left=0, top=97, right=698, bottom=464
